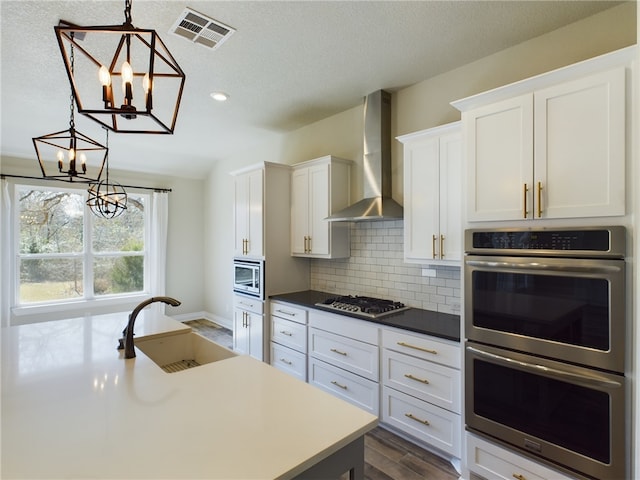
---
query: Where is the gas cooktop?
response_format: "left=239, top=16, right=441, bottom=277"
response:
left=315, top=295, right=409, bottom=319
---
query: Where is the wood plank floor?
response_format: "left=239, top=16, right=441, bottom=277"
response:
left=187, top=320, right=460, bottom=480
left=361, top=426, right=459, bottom=480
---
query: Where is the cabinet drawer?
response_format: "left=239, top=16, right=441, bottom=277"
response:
left=233, top=295, right=264, bottom=315
left=271, top=316, right=307, bottom=353
left=382, top=328, right=460, bottom=369
left=467, top=433, right=572, bottom=480
left=382, top=349, right=461, bottom=413
left=309, top=327, right=379, bottom=381
left=271, top=343, right=306, bottom=382
left=270, top=302, right=307, bottom=325
left=309, top=359, right=379, bottom=415
left=381, top=386, right=460, bottom=458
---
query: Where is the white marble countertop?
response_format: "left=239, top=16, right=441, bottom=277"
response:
left=1, top=311, right=378, bottom=479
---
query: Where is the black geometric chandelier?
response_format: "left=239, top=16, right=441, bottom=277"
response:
left=87, top=129, right=127, bottom=218
left=32, top=33, right=107, bottom=184
left=54, top=0, right=186, bottom=134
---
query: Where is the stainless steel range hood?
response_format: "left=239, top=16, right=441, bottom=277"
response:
left=327, top=90, right=403, bottom=222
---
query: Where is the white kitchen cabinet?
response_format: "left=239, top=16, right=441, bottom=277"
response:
left=308, top=310, right=380, bottom=415
left=233, top=295, right=264, bottom=361
left=467, top=433, right=575, bottom=480
left=398, top=122, right=462, bottom=264
left=232, top=167, right=264, bottom=257
left=461, top=65, right=626, bottom=222
left=381, top=327, right=461, bottom=460
left=291, top=156, right=352, bottom=258
left=270, top=301, right=308, bottom=381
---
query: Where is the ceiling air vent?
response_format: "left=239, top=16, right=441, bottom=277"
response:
left=169, top=7, right=235, bottom=50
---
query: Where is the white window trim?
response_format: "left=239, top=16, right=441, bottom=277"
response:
left=7, top=182, right=153, bottom=325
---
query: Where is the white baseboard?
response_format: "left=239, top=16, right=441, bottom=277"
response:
left=172, top=311, right=233, bottom=330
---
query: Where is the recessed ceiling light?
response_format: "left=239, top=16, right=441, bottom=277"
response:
left=210, top=92, right=229, bottom=102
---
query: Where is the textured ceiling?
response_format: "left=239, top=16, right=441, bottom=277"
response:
left=0, top=1, right=623, bottom=178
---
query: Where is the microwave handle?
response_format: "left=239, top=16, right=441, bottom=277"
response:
left=465, top=260, right=622, bottom=274
left=467, top=346, right=622, bottom=389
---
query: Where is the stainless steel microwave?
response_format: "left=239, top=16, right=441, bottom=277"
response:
left=233, top=258, right=264, bottom=300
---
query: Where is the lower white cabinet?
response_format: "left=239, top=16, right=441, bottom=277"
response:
left=381, top=327, right=461, bottom=460
left=467, top=433, right=575, bottom=480
left=309, top=357, right=379, bottom=415
left=271, top=342, right=306, bottom=381
left=382, top=386, right=461, bottom=457
left=308, top=310, right=380, bottom=415
left=233, top=295, right=264, bottom=361
left=269, top=301, right=308, bottom=380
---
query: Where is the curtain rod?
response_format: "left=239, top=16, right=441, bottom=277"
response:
left=0, top=173, right=172, bottom=193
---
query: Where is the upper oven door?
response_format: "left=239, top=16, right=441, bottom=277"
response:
left=465, top=254, right=625, bottom=373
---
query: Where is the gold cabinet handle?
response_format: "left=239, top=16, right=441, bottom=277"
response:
left=276, top=309, right=297, bottom=318
left=397, top=341, right=437, bottom=355
left=404, top=373, right=429, bottom=384
left=331, top=380, right=348, bottom=390
left=432, top=234, right=437, bottom=259
left=330, top=348, right=348, bottom=356
left=279, top=330, right=293, bottom=336
left=405, top=413, right=430, bottom=426
left=513, top=474, right=527, bottom=480
left=440, top=234, right=445, bottom=259
left=307, top=235, right=312, bottom=253
left=537, top=181, right=543, bottom=218
left=303, top=236, right=307, bottom=253
left=279, top=358, right=292, bottom=365
left=523, top=184, right=529, bottom=219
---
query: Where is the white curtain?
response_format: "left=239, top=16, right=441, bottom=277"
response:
left=1, top=179, right=12, bottom=326
left=149, top=191, right=169, bottom=313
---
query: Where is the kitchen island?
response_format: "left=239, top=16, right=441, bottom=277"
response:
left=1, top=311, right=378, bottom=479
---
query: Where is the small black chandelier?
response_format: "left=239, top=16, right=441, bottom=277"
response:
left=55, top=0, right=186, bottom=134
left=87, top=128, right=128, bottom=218
left=32, top=33, right=107, bottom=183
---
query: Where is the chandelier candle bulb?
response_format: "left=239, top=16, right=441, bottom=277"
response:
left=121, top=61, right=134, bottom=105
left=143, top=73, right=152, bottom=110
left=99, top=65, right=112, bottom=107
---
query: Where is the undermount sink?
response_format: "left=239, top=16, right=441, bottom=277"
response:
left=135, top=331, right=237, bottom=373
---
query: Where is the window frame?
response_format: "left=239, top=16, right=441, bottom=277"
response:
left=9, top=182, right=152, bottom=322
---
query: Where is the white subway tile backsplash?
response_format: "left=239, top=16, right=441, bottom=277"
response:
left=310, top=219, right=461, bottom=314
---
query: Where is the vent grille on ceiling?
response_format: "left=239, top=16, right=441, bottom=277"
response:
left=169, top=7, right=235, bottom=50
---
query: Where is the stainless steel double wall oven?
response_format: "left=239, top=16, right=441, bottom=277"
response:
left=464, top=226, right=627, bottom=480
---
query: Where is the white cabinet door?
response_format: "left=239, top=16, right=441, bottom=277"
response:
left=233, top=301, right=264, bottom=361
left=534, top=67, right=625, bottom=219
left=465, top=94, right=534, bottom=221
left=290, top=156, right=351, bottom=258
left=307, top=163, right=331, bottom=255
left=233, top=168, right=264, bottom=257
left=290, top=167, right=309, bottom=255
left=400, top=123, right=462, bottom=264
left=403, top=134, right=439, bottom=261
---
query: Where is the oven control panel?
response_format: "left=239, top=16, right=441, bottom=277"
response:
left=465, top=226, right=625, bottom=257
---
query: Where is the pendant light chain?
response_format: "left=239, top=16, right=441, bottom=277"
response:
left=124, top=0, right=132, bottom=25
left=68, top=32, right=75, bottom=131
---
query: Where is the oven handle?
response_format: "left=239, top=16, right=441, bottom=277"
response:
left=465, top=260, right=622, bottom=274
left=466, top=346, right=622, bottom=389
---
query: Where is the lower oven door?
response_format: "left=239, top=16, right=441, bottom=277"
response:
left=465, top=343, right=626, bottom=480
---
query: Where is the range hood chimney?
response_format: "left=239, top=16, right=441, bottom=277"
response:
left=327, top=90, right=403, bottom=222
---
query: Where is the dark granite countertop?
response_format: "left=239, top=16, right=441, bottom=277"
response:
left=270, top=290, right=460, bottom=342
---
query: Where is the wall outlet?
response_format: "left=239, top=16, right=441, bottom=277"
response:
left=421, top=268, right=436, bottom=277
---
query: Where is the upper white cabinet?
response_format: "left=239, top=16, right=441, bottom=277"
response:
left=233, top=167, right=264, bottom=257
left=398, top=122, right=462, bottom=265
left=453, top=48, right=632, bottom=222
left=291, top=156, right=352, bottom=258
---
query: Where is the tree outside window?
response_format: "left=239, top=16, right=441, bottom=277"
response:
left=17, top=186, right=147, bottom=304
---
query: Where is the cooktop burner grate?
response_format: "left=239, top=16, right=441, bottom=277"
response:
left=315, top=295, right=409, bottom=318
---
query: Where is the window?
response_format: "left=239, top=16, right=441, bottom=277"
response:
left=16, top=185, right=148, bottom=305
